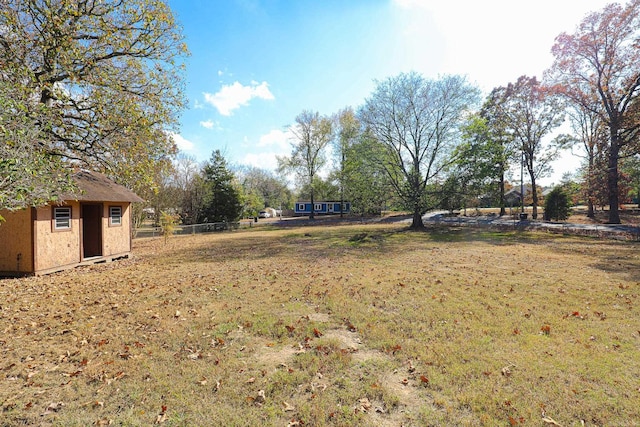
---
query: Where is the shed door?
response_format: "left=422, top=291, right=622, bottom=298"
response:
left=82, top=203, right=103, bottom=258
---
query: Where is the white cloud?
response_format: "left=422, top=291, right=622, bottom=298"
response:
left=257, top=129, right=292, bottom=150
left=241, top=152, right=280, bottom=171
left=199, top=119, right=217, bottom=129
left=169, top=132, right=194, bottom=151
left=203, top=81, right=274, bottom=116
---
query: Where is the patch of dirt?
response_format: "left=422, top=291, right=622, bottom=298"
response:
left=307, top=312, right=331, bottom=323
left=253, top=341, right=299, bottom=372
left=248, top=313, right=432, bottom=426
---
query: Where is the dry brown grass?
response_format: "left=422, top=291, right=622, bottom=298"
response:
left=1, top=223, right=640, bottom=426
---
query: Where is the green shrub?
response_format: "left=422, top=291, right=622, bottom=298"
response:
left=544, top=187, right=571, bottom=221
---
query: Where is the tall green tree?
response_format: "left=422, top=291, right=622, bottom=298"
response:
left=332, top=107, right=360, bottom=217
left=236, top=166, right=292, bottom=211
left=0, top=0, right=187, bottom=199
left=497, top=76, right=565, bottom=219
left=548, top=0, right=640, bottom=223
left=359, top=72, right=480, bottom=229
left=277, top=110, right=333, bottom=219
left=480, top=88, right=519, bottom=215
left=621, top=154, right=640, bottom=207
left=453, top=106, right=515, bottom=214
left=199, top=150, right=242, bottom=223
left=342, top=134, right=395, bottom=215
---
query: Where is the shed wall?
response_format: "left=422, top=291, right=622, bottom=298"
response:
left=102, top=203, right=132, bottom=255
left=34, top=202, right=81, bottom=272
left=0, top=209, right=34, bottom=274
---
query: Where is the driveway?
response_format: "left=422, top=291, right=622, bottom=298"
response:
left=422, top=211, right=640, bottom=241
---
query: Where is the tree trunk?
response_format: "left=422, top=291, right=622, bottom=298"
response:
left=587, top=157, right=595, bottom=218
left=340, top=153, right=345, bottom=218
left=607, top=134, right=620, bottom=224
left=499, top=170, right=506, bottom=216
left=309, top=185, right=315, bottom=220
left=531, top=179, right=538, bottom=219
left=410, top=207, right=424, bottom=229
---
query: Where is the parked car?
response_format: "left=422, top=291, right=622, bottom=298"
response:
left=258, top=210, right=270, bottom=218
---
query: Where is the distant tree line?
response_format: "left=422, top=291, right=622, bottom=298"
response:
left=275, top=0, right=640, bottom=226
left=3, top=0, right=640, bottom=228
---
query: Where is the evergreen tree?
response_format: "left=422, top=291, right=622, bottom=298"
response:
left=199, top=150, right=242, bottom=223
left=544, top=187, right=572, bottom=221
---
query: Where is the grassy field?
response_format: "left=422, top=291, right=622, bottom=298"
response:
left=1, top=222, right=639, bottom=426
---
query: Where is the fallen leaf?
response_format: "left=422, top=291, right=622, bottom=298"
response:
left=358, top=397, right=372, bottom=413
left=283, top=401, right=295, bottom=412
left=42, top=401, right=64, bottom=416
left=542, top=416, right=562, bottom=426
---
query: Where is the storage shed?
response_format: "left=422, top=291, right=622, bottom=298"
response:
left=0, top=170, right=143, bottom=276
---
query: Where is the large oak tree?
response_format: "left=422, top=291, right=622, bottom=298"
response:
left=0, top=0, right=187, bottom=208
left=359, top=72, right=479, bottom=229
left=0, top=78, right=74, bottom=218
left=547, top=0, right=640, bottom=223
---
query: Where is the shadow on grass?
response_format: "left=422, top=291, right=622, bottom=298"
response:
left=158, top=223, right=640, bottom=285
left=163, top=224, right=551, bottom=265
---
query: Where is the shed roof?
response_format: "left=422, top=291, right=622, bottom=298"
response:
left=65, top=170, right=144, bottom=203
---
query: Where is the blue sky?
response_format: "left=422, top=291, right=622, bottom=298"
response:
left=167, top=0, right=614, bottom=185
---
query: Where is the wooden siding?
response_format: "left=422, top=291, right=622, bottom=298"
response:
left=0, top=209, right=33, bottom=274
left=102, top=203, right=132, bottom=255
left=33, top=202, right=82, bottom=273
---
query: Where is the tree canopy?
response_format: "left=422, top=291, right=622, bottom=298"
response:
left=199, top=150, right=242, bottom=223
left=547, top=0, right=640, bottom=223
left=359, top=72, right=479, bottom=228
left=496, top=76, right=565, bottom=219
left=0, top=0, right=187, bottom=209
left=0, top=79, right=74, bottom=217
left=278, top=110, right=333, bottom=219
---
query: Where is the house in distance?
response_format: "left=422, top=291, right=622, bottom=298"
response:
left=294, top=201, right=351, bottom=216
left=0, top=170, right=143, bottom=276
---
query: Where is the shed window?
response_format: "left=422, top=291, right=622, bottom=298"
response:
left=297, top=203, right=306, bottom=211
left=109, top=206, right=122, bottom=226
left=53, top=207, right=71, bottom=230
left=314, top=203, right=323, bottom=211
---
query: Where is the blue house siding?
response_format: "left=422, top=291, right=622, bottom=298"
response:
left=294, top=201, right=351, bottom=215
